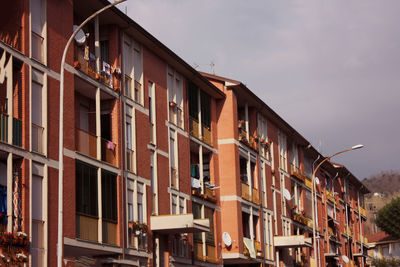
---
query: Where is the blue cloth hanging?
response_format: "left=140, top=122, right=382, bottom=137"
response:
left=0, top=186, right=7, bottom=225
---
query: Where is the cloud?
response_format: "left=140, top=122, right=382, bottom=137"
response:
left=124, top=0, right=400, bottom=179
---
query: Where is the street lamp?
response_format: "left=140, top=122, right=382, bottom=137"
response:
left=311, top=144, right=363, bottom=267
left=57, top=1, right=126, bottom=266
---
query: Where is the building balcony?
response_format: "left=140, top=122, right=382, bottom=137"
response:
left=273, top=235, right=312, bottom=249
left=12, top=118, right=22, bottom=147
left=359, top=206, right=367, bottom=217
left=326, top=190, right=336, bottom=204
left=243, top=238, right=263, bottom=259
left=73, top=44, right=121, bottom=91
left=0, top=114, right=22, bottom=147
left=76, top=128, right=97, bottom=159
left=189, top=117, right=200, bottom=139
left=292, top=210, right=313, bottom=228
left=150, top=214, right=209, bottom=234
left=290, top=164, right=306, bottom=182
left=241, top=183, right=251, bottom=201
left=76, top=214, right=98, bottom=242
left=194, top=242, right=219, bottom=264
left=201, top=125, right=212, bottom=146
left=102, top=220, right=117, bottom=245
left=252, top=188, right=261, bottom=205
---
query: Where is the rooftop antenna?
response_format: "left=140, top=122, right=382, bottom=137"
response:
left=125, top=6, right=128, bottom=15
left=193, top=63, right=199, bottom=69
left=210, top=61, right=215, bottom=75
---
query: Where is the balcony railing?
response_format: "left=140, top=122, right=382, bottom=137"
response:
left=101, top=138, right=117, bottom=166
left=254, top=240, right=263, bottom=258
left=359, top=206, right=367, bottom=217
left=76, top=214, right=98, bottom=242
left=201, top=125, right=212, bottom=146
left=326, top=190, right=336, bottom=204
left=76, top=128, right=97, bottom=159
left=74, top=44, right=120, bottom=90
left=13, top=118, right=22, bottom=147
left=241, top=183, right=251, bottom=201
left=189, top=117, right=200, bottom=138
left=252, top=187, right=261, bottom=205
left=102, top=220, right=117, bottom=245
left=32, top=123, right=44, bottom=154
left=0, top=113, right=8, bottom=143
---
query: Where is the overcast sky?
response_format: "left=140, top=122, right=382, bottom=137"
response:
left=122, top=1, right=400, bottom=179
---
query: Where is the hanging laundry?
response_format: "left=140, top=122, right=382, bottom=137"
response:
left=106, top=141, right=114, bottom=150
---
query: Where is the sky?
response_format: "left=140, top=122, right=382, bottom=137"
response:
left=121, top=0, right=400, bottom=180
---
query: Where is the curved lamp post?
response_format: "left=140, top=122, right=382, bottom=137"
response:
left=57, top=1, right=126, bottom=266
left=311, top=144, right=363, bottom=267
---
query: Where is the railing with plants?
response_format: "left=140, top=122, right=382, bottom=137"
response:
left=0, top=231, right=29, bottom=265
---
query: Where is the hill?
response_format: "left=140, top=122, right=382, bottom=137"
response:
left=363, top=170, right=400, bottom=194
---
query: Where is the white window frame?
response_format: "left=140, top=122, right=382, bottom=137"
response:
left=123, top=34, right=143, bottom=105
left=167, top=67, right=184, bottom=128
left=125, top=104, right=136, bottom=173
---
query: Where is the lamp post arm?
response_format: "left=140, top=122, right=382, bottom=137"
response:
left=57, top=1, right=126, bottom=267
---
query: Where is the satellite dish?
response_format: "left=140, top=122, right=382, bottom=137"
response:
left=222, top=232, right=232, bottom=247
left=342, top=255, right=349, bottom=263
left=283, top=189, right=291, bottom=201
left=73, top=25, right=86, bottom=46
left=315, top=177, right=320, bottom=185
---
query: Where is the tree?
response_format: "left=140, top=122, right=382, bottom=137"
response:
left=371, top=258, right=400, bottom=267
left=375, top=197, right=400, bottom=239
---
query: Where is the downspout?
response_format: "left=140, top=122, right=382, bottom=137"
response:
left=312, top=155, right=321, bottom=267
left=119, top=29, right=126, bottom=260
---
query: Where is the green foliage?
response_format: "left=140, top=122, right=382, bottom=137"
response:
left=371, top=257, right=400, bottom=267
left=375, top=197, right=400, bottom=239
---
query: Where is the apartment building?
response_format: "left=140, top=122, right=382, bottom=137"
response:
left=0, top=0, right=369, bottom=266
left=201, top=73, right=369, bottom=267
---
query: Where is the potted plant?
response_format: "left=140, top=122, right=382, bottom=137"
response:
left=238, top=120, right=244, bottom=129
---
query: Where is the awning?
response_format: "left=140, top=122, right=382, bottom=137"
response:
left=274, top=235, right=312, bottom=248
left=243, top=237, right=256, bottom=258
left=150, top=214, right=209, bottom=233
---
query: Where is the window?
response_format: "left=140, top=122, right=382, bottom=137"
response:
left=150, top=151, right=157, bottom=215
left=32, top=69, right=44, bottom=154
left=32, top=163, right=45, bottom=266
left=278, top=131, right=287, bottom=171
left=171, top=195, right=177, bottom=215
left=264, top=213, right=274, bottom=260
left=149, top=82, right=156, bottom=144
left=123, top=35, right=143, bottom=104
left=75, top=162, right=99, bottom=242
left=101, top=171, right=117, bottom=222
left=242, top=212, right=251, bottom=238
left=127, top=180, right=147, bottom=249
left=76, top=161, right=98, bottom=218
left=167, top=68, right=183, bottom=128
left=169, top=129, right=178, bottom=188
left=257, top=114, right=267, bottom=140
left=31, top=0, right=45, bottom=62
left=126, top=105, right=135, bottom=172
left=205, top=207, right=214, bottom=244
left=192, top=203, right=202, bottom=242
left=290, top=143, right=299, bottom=172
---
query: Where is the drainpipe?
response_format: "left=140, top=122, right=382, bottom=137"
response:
left=312, top=155, right=320, bottom=267
left=119, top=29, right=126, bottom=261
